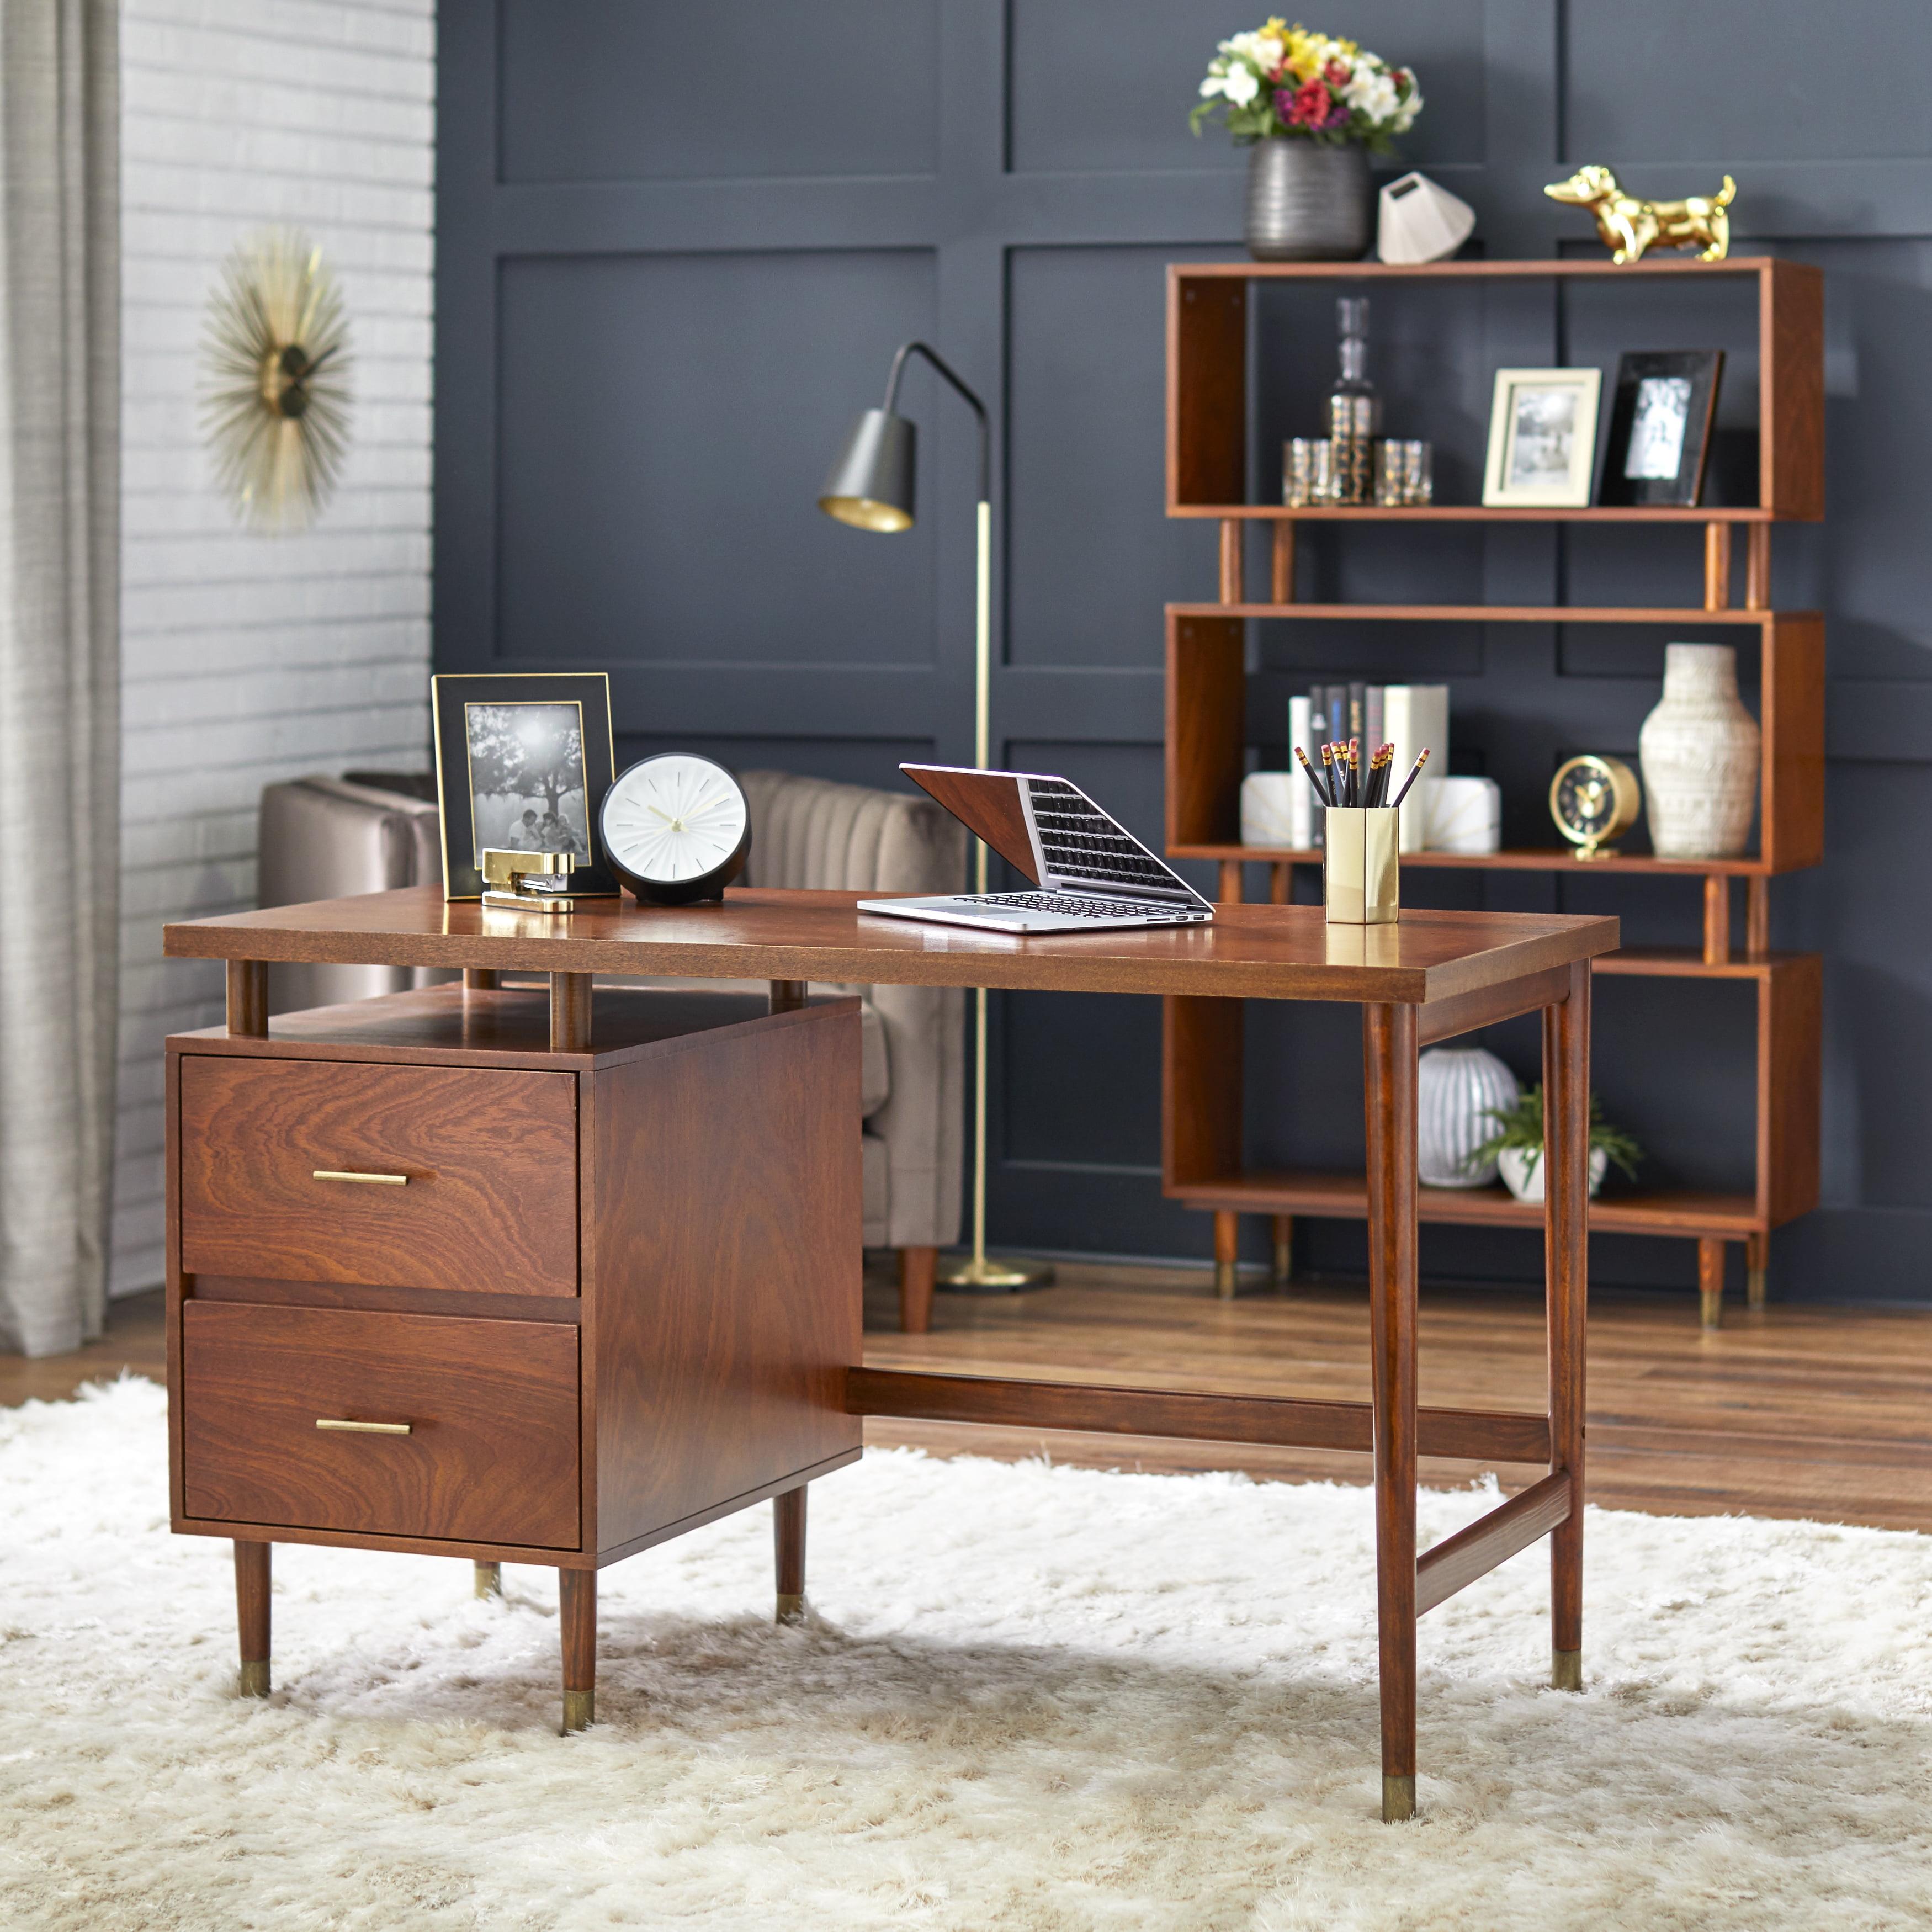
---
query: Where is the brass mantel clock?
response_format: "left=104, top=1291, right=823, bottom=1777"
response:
left=1549, top=755, right=1642, bottom=861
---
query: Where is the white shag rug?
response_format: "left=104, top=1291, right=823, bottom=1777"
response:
left=2, top=1381, right=1929, bottom=1931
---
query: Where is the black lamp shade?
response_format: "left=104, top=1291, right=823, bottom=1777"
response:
left=818, top=408, right=916, bottom=532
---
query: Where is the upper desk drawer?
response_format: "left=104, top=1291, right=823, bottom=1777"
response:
left=178, top=1058, right=578, bottom=1297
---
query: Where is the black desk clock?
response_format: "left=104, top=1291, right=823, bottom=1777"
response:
left=599, top=753, right=751, bottom=905
left=1549, top=754, right=1642, bottom=862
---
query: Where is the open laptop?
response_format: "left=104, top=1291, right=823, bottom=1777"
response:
left=857, top=765, right=1216, bottom=935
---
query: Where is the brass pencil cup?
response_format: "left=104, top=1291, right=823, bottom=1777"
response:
left=1323, top=808, right=1400, bottom=925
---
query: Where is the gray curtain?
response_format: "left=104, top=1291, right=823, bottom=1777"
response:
left=0, top=0, right=119, bottom=1355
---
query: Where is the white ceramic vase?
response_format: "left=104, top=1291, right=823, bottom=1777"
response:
left=1639, top=643, right=1761, bottom=858
left=1418, top=1047, right=1520, bottom=1188
left=1497, top=1145, right=1608, bottom=1204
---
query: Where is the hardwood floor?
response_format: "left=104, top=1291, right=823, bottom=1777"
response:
left=11, top=1268, right=1930, bottom=1532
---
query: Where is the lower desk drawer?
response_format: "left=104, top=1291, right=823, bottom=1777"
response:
left=181, top=1302, right=581, bottom=1549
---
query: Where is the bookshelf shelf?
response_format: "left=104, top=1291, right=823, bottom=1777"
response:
left=1159, top=256, right=1825, bottom=1329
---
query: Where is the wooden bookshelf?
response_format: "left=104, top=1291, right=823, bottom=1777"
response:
left=1160, top=257, right=1825, bottom=1329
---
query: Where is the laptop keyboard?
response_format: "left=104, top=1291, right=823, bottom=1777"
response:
left=1025, top=778, right=1183, bottom=894
left=977, top=893, right=1202, bottom=921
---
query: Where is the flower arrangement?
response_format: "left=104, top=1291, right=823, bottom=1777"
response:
left=1192, top=19, right=1420, bottom=151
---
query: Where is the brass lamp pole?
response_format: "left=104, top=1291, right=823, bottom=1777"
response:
left=819, top=341, right=1051, bottom=1291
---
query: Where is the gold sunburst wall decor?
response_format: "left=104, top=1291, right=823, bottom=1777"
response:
left=200, top=228, right=353, bottom=531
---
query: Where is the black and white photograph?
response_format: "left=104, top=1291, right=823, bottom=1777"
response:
left=431, top=671, right=620, bottom=898
left=1482, top=367, right=1602, bottom=507
left=463, top=702, right=591, bottom=862
left=1599, top=350, right=1725, bottom=506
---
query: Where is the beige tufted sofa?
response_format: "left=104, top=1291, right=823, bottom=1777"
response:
left=257, top=767, right=966, bottom=1333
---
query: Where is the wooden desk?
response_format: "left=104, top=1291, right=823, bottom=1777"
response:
left=165, top=886, right=1617, bottom=1823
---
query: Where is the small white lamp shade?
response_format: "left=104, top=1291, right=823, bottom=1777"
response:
left=1377, top=172, right=1477, bottom=264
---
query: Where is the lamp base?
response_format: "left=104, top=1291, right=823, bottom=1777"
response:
left=938, top=1252, right=1055, bottom=1292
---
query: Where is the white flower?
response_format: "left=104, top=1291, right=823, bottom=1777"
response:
left=1253, top=34, right=1285, bottom=73
left=1345, top=68, right=1399, bottom=121
left=1223, top=63, right=1261, bottom=106
left=1200, top=73, right=1228, bottom=99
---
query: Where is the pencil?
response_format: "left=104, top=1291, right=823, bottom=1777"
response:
left=1294, top=744, right=1330, bottom=808
left=1390, top=747, right=1431, bottom=809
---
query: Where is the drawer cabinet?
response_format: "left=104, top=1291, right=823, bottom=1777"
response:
left=167, top=982, right=864, bottom=1732
left=183, top=1301, right=580, bottom=1548
left=179, top=1057, right=578, bottom=1298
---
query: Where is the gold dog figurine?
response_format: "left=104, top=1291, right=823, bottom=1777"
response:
left=1544, top=164, right=1735, bottom=264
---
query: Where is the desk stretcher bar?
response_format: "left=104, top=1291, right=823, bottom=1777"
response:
left=847, top=1368, right=1573, bottom=1615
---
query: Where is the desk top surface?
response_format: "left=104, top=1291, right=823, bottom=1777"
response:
left=166, top=886, right=1618, bottom=1005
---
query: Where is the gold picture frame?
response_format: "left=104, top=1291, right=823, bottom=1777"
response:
left=430, top=672, right=620, bottom=900
left=1481, top=367, right=1603, bottom=509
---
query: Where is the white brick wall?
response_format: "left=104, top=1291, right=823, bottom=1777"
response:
left=115, top=0, right=436, bottom=1293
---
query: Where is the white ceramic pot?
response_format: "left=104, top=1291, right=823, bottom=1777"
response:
left=1639, top=643, right=1761, bottom=858
left=1497, top=1144, right=1608, bottom=1204
left=1418, top=1047, right=1520, bottom=1187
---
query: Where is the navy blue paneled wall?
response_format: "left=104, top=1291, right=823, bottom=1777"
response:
left=436, top=1, right=1932, bottom=1303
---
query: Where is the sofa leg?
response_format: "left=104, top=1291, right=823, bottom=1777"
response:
left=898, top=1246, right=936, bottom=1334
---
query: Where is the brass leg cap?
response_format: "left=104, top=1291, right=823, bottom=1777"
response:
left=1747, top=1266, right=1767, bottom=1311
left=474, top=1561, right=503, bottom=1600
left=1214, top=1260, right=1238, bottom=1300
left=775, top=1592, right=806, bottom=1625
left=237, top=1660, right=270, bottom=1699
left=1700, top=1289, right=1723, bottom=1330
left=1553, top=1648, right=1583, bottom=1692
left=561, top=1688, right=595, bottom=1733
left=1382, top=1774, right=1416, bottom=1823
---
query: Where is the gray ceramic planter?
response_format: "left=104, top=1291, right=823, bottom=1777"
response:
left=1245, top=139, right=1373, bottom=261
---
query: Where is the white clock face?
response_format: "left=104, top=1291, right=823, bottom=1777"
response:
left=603, top=755, right=747, bottom=884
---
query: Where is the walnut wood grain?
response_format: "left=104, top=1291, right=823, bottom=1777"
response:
left=588, top=1000, right=862, bottom=1555
left=174, top=984, right=772, bottom=1070
left=774, top=1485, right=806, bottom=1621
left=899, top=766, right=1038, bottom=880
left=1762, top=952, right=1823, bottom=1226
left=181, top=1302, right=580, bottom=1548
left=843, top=1367, right=1550, bottom=1463
left=1161, top=996, right=1241, bottom=1190
left=1168, top=269, right=1245, bottom=509
left=1415, top=1471, right=1572, bottom=1617
left=1764, top=615, right=1825, bottom=873
left=1165, top=613, right=1245, bottom=853
left=551, top=972, right=592, bottom=1052
left=234, top=1540, right=270, bottom=1695
left=226, top=960, right=267, bottom=1038
left=897, top=1245, right=936, bottom=1335
left=178, top=1057, right=578, bottom=1298
left=163, top=887, right=1620, bottom=1007
left=560, top=1568, right=596, bottom=1729
left=1546, top=964, right=1590, bottom=1679
left=1363, top=1001, right=1419, bottom=1809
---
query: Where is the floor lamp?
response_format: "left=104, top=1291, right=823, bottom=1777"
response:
left=818, top=341, right=1051, bottom=1291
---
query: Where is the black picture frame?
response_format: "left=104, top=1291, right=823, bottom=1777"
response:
left=430, top=672, right=620, bottom=900
left=1596, top=351, right=1725, bottom=507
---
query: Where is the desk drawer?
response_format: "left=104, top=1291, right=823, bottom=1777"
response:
left=179, top=1058, right=578, bottom=1297
left=181, top=1302, right=580, bottom=1548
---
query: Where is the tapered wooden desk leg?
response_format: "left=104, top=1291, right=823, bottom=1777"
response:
left=559, top=1569, right=596, bottom=1732
left=1547, top=962, right=1590, bottom=1694
left=1213, top=1211, right=1239, bottom=1298
left=1272, top=1214, right=1294, bottom=1286
left=1699, top=1237, right=1726, bottom=1330
left=235, top=1541, right=270, bottom=1697
left=1746, top=1231, right=1768, bottom=1310
left=474, top=1562, right=503, bottom=1599
left=1363, top=1003, right=1419, bottom=1822
left=898, top=1246, right=936, bottom=1334
left=774, top=1486, right=808, bottom=1623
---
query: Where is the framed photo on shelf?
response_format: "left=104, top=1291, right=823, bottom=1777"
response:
left=431, top=672, right=621, bottom=900
left=1597, top=350, right=1725, bottom=507
left=1481, top=367, right=1603, bottom=508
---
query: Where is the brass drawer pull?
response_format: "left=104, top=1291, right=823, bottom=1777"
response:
left=315, top=1418, right=412, bottom=1436
left=311, top=1169, right=408, bottom=1187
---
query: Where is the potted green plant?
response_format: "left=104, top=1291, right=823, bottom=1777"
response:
left=1191, top=19, right=1423, bottom=260
left=1466, top=1085, right=1643, bottom=1203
